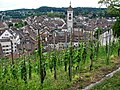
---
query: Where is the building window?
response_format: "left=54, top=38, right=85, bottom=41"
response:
left=6, top=49, right=9, bottom=51
left=69, top=14, right=71, bottom=16
left=5, top=34, right=9, bottom=36
left=6, top=45, right=9, bottom=47
left=6, top=52, right=9, bottom=54
left=2, top=45, right=9, bottom=47
left=2, top=46, right=5, bottom=47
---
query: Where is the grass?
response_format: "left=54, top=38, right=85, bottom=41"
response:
left=71, top=56, right=120, bottom=90
left=91, top=71, right=120, bottom=90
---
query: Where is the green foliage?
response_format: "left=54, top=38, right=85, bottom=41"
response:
left=0, top=40, right=119, bottom=90
left=89, top=41, right=94, bottom=70
left=47, top=12, right=65, bottom=18
left=2, top=64, right=8, bottom=78
left=98, top=0, right=120, bottom=15
left=51, top=51, right=57, bottom=79
left=24, top=21, right=28, bottom=26
left=8, top=23, right=13, bottom=28
left=20, top=59, right=27, bottom=83
left=94, top=28, right=102, bottom=39
left=63, top=49, right=70, bottom=71
left=82, top=46, right=87, bottom=64
left=112, top=17, right=120, bottom=38
left=99, top=0, right=120, bottom=38
left=14, top=21, right=27, bottom=28
left=1, top=7, right=108, bottom=21
left=28, top=59, right=32, bottom=79
left=10, top=64, right=17, bottom=79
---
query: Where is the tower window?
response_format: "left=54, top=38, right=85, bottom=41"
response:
left=69, top=14, right=71, bottom=16
left=69, top=17, right=71, bottom=20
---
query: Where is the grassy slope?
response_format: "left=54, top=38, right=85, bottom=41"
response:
left=0, top=42, right=119, bottom=90
left=91, top=71, right=120, bottom=90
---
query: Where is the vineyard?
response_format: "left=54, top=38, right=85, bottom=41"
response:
left=0, top=38, right=120, bottom=90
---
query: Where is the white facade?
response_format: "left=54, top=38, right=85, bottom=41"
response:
left=56, top=42, right=67, bottom=50
left=0, top=30, right=13, bottom=39
left=99, top=29, right=114, bottom=45
left=0, top=29, right=20, bottom=55
left=0, top=41, right=11, bottom=55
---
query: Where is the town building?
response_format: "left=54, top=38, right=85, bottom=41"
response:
left=99, top=29, right=114, bottom=45
left=0, top=29, right=20, bottom=56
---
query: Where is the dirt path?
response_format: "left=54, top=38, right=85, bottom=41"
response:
left=82, top=67, right=120, bottom=90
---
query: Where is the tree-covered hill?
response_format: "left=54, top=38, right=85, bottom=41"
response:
left=0, top=6, right=107, bottom=20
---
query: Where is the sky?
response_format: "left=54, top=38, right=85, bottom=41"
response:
left=0, top=0, right=105, bottom=11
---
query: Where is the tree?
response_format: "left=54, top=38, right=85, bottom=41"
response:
left=24, top=21, right=28, bottom=26
left=112, top=18, right=120, bottom=38
left=99, top=0, right=120, bottom=38
left=8, top=23, right=13, bottom=28
left=94, top=28, right=102, bottom=39
left=98, top=0, right=120, bottom=15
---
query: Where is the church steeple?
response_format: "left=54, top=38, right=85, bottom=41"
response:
left=68, top=1, right=73, bottom=11
left=70, top=1, right=71, bottom=7
left=67, top=1, right=73, bottom=32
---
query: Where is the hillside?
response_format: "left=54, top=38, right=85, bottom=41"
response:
left=0, top=6, right=106, bottom=20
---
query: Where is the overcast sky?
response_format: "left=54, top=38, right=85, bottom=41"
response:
left=0, top=0, right=105, bottom=11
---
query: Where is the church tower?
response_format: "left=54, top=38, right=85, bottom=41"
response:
left=67, top=2, right=73, bottom=32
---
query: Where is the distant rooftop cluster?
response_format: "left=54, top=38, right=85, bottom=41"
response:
left=0, top=5, right=115, bottom=57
